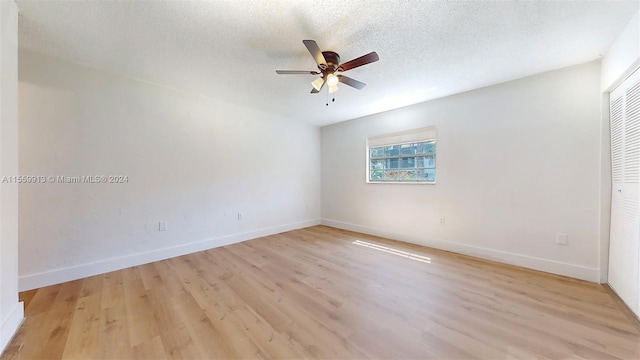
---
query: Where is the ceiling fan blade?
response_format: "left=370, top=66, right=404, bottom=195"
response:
left=276, top=70, right=320, bottom=75
left=338, top=75, right=366, bottom=89
left=303, top=40, right=327, bottom=67
left=337, top=52, right=379, bottom=72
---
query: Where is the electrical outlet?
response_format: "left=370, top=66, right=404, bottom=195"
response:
left=237, top=213, right=242, bottom=220
left=556, top=233, right=568, bottom=246
left=440, top=218, right=446, bottom=224
left=159, top=222, right=167, bottom=231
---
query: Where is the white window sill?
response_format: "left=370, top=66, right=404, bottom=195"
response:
left=366, top=181, right=436, bottom=185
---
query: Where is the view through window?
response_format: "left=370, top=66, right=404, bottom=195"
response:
left=368, top=140, right=436, bottom=182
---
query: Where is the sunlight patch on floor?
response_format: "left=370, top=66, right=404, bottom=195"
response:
left=352, top=240, right=431, bottom=264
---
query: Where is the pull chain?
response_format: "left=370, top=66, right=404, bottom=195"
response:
left=325, top=89, right=336, bottom=106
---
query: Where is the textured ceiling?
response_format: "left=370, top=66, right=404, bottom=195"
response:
left=16, top=1, right=640, bottom=126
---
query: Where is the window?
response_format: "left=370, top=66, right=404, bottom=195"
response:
left=367, top=127, right=436, bottom=183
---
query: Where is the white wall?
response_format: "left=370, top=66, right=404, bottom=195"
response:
left=0, top=0, right=23, bottom=355
left=322, top=61, right=602, bottom=281
left=601, top=11, right=640, bottom=92
left=18, top=50, right=321, bottom=290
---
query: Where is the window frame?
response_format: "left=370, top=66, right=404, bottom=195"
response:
left=366, top=127, right=437, bottom=185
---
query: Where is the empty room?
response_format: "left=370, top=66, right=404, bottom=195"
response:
left=1, top=0, right=640, bottom=359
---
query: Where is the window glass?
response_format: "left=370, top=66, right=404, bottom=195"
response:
left=367, top=140, right=436, bottom=183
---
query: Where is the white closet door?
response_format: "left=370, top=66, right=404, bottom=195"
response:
left=609, top=68, right=640, bottom=316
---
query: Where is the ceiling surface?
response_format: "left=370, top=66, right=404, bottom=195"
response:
left=16, top=1, right=640, bottom=126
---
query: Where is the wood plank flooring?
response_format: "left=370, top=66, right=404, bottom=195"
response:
left=2, top=225, right=639, bottom=359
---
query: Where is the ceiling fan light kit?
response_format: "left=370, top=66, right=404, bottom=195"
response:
left=326, top=73, right=339, bottom=86
left=276, top=40, right=379, bottom=104
left=311, top=77, right=325, bottom=91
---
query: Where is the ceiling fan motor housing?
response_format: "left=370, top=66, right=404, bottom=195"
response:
left=320, top=51, right=340, bottom=73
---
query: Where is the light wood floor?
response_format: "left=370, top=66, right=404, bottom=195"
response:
left=2, top=226, right=639, bottom=359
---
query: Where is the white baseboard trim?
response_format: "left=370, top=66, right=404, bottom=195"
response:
left=19, top=219, right=321, bottom=291
left=321, top=219, right=600, bottom=282
left=0, top=301, right=24, bottom=356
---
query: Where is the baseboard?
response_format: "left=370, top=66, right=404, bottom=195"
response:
left=321, top=219, right=600, bottom=282
left=19, top=219, right=321, bottom=291
left=0, top=301, right=24, bottom=356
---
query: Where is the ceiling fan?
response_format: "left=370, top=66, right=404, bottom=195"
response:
left=276, top=40, right=379, bottom=94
